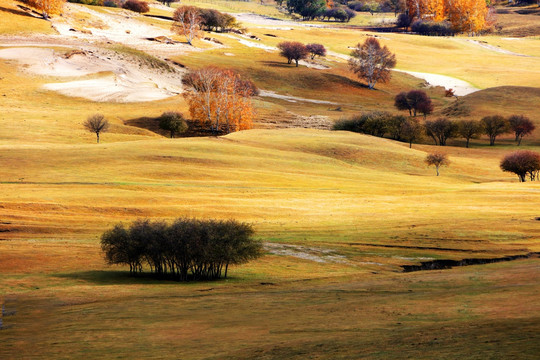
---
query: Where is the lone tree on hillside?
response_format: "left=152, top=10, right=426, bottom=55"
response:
left=158, top=112, right=188, bottom=138
left=101, top=218, right=263, bottom=281
left=424, top=117, right=457, bottom=146
left=508, top=115, right=535, bottom=146
left=500, top=151, right=540, bottom=182
left=457, top=119, right=483, bottom=148
left=182, top=67, right=258, bottom=134
left=481, top=115, right=509, bottom=146
left=84, top=114, right=110, bottom=143
left=348, top=37, right=396, bottom=90
left=425, top=153, right=450, bottom=176
left=306, top=43, right=326, bottom=59
left=277, top=42, right=308, bottom=67
left=395, top=90, right=433, bottom=118
left=172, top=6, right=201, bottom=46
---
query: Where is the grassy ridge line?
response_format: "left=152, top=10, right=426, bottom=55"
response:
left=0, top=129, right=538, bottom=250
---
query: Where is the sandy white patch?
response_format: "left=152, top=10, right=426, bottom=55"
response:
left=394, top=69, right=479, bottom=96
left=259, top=90, right=338, bottom=104
left=467, top=40, right=528, bottom=57
left=265, top=243, right=347, bottom=263
left=0, top=44, right=184, bottom=102
left=43, top=74, right=178, bottom=102
left=233, top=13, right=324, bottom=28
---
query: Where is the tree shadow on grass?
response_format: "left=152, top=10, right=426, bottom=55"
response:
left=260, top=61, right=296, bottom=68
left=0, top=6, right=41, bottom=18
left=55, top=270, right=227, bottom=285
left=321, top=72, right=371, bottom=90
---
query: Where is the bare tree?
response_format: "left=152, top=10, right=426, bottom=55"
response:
left=172, top=6, right=202, bottom=46
left=457, top=119, right=483, bottom=148
left=348, top=37, right=396, bottom=90
left=84, top=114, right=110, bottom=143
left=425, top=153, right=450, bottom=176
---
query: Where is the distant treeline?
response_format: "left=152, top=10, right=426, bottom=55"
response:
left=101, top=218, right=263, bottom=281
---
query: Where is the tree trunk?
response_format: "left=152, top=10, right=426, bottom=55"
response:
left=409, top=140, right=412, bottom=148
left=295, top=59, right=299, bottom=67
left=170, top=131, right=174, bottom=138
left=436, top=165, right=440, bottom=176
left=466, top=138, right=470, bottom=148
left=517, top=135, right=522, bottom=146
left=96, top=132, right=100, bottom=143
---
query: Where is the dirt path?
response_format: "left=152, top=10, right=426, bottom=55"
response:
left=393, top=69, right=479, bottom=96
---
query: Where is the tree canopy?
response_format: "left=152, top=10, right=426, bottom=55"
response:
left=101, top=218, right=263, bottom=281
left=348, top=37, right=396, bottom=90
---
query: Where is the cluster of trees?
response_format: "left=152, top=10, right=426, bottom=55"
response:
left=404, top=0, right=491, bottom=34
left=101, top=218, right=263, bottom=281
left=333, top=111, right=535, bottom=148
left=348, top=0, right=407, bottom=15
left=333, top=111, right=423, bottom=148
left=172, top=6, right=242, bottom=45
left=182, top=67, right=258, bottom=134
left=285, top=0, right=356, bottom=21
left=277, top=42, right=326, bottom=66
left=500, top=151, right=540, bottom=182
left=348, top=37, right=396, bottom=90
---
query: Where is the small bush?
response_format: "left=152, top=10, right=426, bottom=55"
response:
left=122, top=0, right=150, bottom=13
left=411, top=20, right=454, bottom=36
left=396, top=13, right=411, bottom=28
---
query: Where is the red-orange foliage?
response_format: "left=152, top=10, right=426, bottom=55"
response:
left=407, top=0, right=488, bottom=33
left=182, top=67, right=258, bottom=134
left=23, top=0, right=65, bottom=18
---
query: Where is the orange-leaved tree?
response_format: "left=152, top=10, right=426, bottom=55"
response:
left=182, top=67, right=258, bottom=134
left=24, top=0, right=65, bottom=19
left=407, top=0, right=488, bottom=34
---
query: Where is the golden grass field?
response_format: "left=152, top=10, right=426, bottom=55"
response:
left=0, top=0, right=539, bottom=358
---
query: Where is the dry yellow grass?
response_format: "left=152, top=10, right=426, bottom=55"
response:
left=0, top=3, right=539, bottom=358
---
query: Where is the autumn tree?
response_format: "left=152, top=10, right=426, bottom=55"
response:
left=306, top=43, right=326, bottom=60
left=406, top=0, right=489, bottom=34
left=395, top=90, right=433, bottom=117
left=424, top=117, right=456, bottom=146
left=183, top=67, right=257, bottom=134
left=172, top=6, right=201, bottom=46
left=277, top=42, right=308, bottom=67
left=158, top=112, right=188, bottom=138
left=349, top=38, right=396, bottom=90
left=26, top=0, right=66, bottom=19
left=122, top=0, right=149, bottom=13
left=481, top=115, right=509, bottom=146
left=457, top=119, right=483, bottom=148
left=425, top=152, right=450, bottom=176
left=500, top=151, right=540, bottom=182
left=401, top=117, right=423, bottom=148
left=84, top=114, right=110, bottom=143
left=508, top=115, right=535, bottom=146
